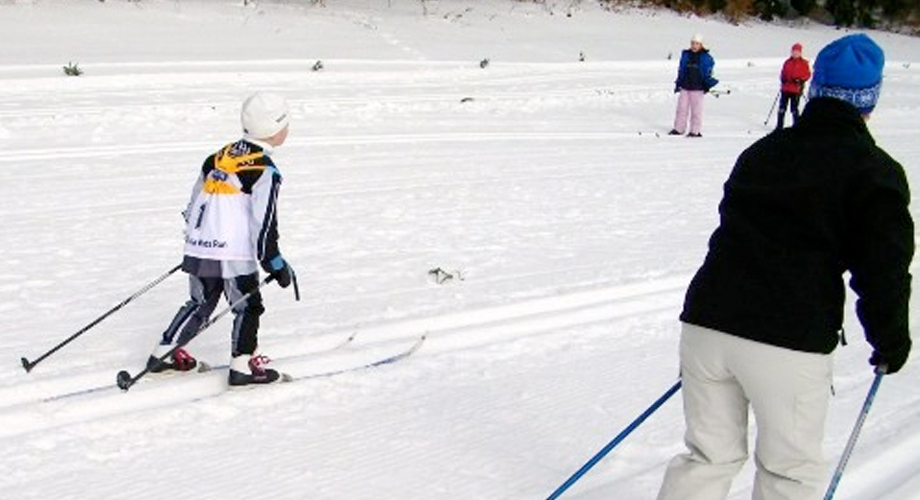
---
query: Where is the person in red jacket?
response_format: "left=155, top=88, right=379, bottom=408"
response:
left=776, top=43, right=812, bottom=130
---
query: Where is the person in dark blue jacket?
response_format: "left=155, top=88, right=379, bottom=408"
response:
left=670, top=33, right=718, bottom=137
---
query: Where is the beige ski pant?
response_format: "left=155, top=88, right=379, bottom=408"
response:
left=656, top=323, right=833, bottom=500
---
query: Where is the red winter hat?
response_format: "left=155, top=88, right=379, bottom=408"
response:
left=792, top=43, right=803, bottom=52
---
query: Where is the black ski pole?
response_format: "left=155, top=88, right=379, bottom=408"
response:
left=822, top=366, right=887, bottom=500
left=115, top=274, right=275, bottom=391
left=764, top=91, right=781, bottom=126
left=545, top=379, right=682, bottom=500
left=291, top=267, right=301, bottom=301
left=21, top=263, right=182, bottom=373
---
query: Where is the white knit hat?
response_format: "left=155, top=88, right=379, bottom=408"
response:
left=241, top=92, right=290, bottom=139
left=691, top=33, right=704, bottom=44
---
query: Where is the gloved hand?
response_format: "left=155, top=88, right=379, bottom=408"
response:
left=869, top=340, right=911, bottom=374
left=265, top=256, right=293, bottom=289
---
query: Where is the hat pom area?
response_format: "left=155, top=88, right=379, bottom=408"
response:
left=807, top=34, right=884, bottom=114
left=241, top=92, right=291, bottom=140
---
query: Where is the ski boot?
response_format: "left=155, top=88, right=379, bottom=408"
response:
left=147, top=346, right=199, bottom=373
left=229, top=353, right=285, bottom=387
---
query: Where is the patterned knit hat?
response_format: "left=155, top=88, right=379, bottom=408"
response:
left=808, top=34, right=884, bottom=114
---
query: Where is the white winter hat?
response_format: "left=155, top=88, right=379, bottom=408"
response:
left=691, top=33, right=704, bottom=44
left=241, top=92, right=290, bottom=139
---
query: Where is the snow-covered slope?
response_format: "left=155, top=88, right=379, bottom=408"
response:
left=1, top=1, right=918, bottom=499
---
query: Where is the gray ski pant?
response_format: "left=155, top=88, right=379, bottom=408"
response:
left=656, top=323, right=833, bottom=500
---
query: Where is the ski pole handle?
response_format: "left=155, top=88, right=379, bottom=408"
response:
left=291, top=268, right=301, bottom=301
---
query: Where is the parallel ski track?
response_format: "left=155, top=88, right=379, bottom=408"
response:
left=1, top=330, right=358, bottom=410
left=0, top=131, right=671, bottom=163
left=0, top=275, right=687, bottom=439
left=6, top=128, right=914, bottom=165
left=0, top=83, right=659, bottom=119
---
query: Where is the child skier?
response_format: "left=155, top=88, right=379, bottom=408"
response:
left=148, top=91, right=294, bottom=386
left=669, top=33, right=719, bottom=138
left=776, top=42, right=812, bottom=129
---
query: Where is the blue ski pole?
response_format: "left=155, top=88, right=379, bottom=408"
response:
left=545, top=379, right=682, bottom=500
left=823, top=367, right=886, bottom=500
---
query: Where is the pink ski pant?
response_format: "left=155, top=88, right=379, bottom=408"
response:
left=673, top=90, right=705, bottom=134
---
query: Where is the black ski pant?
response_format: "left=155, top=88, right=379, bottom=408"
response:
left=160, top=273, right=265, bottom=356
left=776, top=91, right=802, bottom=129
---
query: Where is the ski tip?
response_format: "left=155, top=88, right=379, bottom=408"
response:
left=116, top=370, right=133, bottom=391
left=21, top=357, right=33, bottom=373
left=281, top=372, right=294, bottom=383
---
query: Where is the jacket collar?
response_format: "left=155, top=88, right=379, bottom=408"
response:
left=800, top=97, right=873, bottom=142
left=242, top=137, right=274, bottom=155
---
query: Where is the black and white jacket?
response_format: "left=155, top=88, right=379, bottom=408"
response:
left=181, top=139, right=283, bottom=278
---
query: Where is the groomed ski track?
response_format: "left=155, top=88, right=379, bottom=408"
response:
left=0, top=275, right=687, bottom=437
left=2, top=40, right=920, bottom=500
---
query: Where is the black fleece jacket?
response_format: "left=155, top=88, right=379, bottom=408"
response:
left=681, top=98, right=913, bottom=358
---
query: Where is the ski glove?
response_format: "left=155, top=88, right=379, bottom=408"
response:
left=265, top=256, right=293, bottom=289
left=869, top=340, right=911, bottom=374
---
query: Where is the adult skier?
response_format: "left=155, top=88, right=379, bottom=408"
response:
left=657, top=34, right=913, bottom=500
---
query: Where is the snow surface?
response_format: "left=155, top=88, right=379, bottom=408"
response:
left=1, top=1, right=919, bottom=499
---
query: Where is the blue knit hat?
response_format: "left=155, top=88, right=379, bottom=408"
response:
left=808, top=34, right=884, bottom=114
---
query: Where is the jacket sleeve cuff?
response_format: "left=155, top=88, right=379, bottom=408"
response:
left=262, top=255, right=285, bottom=273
